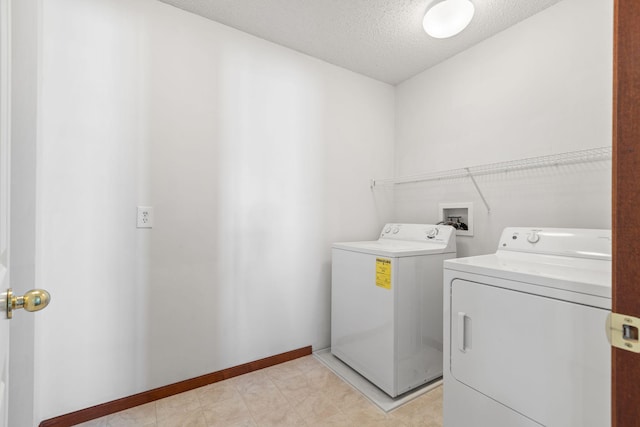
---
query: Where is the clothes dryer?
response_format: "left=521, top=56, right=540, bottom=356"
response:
left=331, top=223, right=456, bottom=397
left=443, top=227, right=611, bottom=427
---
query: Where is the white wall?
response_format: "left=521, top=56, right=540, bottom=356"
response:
left=29, top=0, right=613, bottom=422
left=34, top=0, right=394, bottom=421
left=394, top=0, right=613, bottom=256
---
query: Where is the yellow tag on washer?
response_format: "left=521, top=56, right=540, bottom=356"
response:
left=376, top=258, right=392, bottom=290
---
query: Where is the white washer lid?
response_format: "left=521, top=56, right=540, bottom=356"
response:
left=444, top=250, right=611, bottom=299
left=333, top=239, right=451, bottom=257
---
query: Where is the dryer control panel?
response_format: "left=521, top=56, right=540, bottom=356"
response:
left=498, top=227, right=611, bottom=260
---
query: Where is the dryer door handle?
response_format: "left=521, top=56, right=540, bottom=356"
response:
left=457, top=312, right=467, bottom=352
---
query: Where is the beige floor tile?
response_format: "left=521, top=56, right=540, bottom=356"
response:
left=204, top=412, right=256, bottom=427
left=309, top=410, right=401, bottom=427
left=74, top=357, right=443, bottom=427
left=415, top=385, right=443, bottom=405
left=242, top=388, right=291, bottom=418
left=388, top=388, right=443, bottom=427
left=303, top=368, right=343, bottom=392
left=320, top=379, right=369, bottom=413
left=339, top=404, right=387, bottom=425
left=198, top=381, right=243, bottom=407
left=157, top=389, right=201, bottom=421
left=391, top=417, right=441, bottom=427
left=293, top=392, right=342, bottom=424
left=157, top=409, right=207, bottom=427
left=106, top=402, right=157, bottom=427
left=238, top=379, right=280, bottom=398
left=366, top=419, right=411, bottom=427
left=73, top=416, right=110, bottom=427
left=305, top=412, right=353, bottom=427
left=263, top=360, right=305, bottom=381
left=287, top=356, right=323, bottom=372
left=390, top=386, right=442, bottom=417
left=272, top=373, right=315, bottom=405
left=251, top=404, right=306, bottom=427
left=230, top=371, right=272, bottom=395
left=201, top=394, right=252, bottom=421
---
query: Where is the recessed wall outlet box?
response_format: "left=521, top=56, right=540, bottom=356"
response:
left=137, top=206, right=153, bottom=228
left=439, top=202, right=473, bottom=236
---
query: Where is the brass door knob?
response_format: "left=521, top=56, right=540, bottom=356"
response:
left=6, top=288, right=51, bottom=319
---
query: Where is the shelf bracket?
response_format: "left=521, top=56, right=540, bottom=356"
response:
left=465, top=168, right=491, bottom=213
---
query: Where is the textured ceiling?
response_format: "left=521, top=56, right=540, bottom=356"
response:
left=156, top=0, right=564, bottom=85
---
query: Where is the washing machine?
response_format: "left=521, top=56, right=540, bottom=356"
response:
left=331, top=223, right=456, bottom=397
left=443, top=227, right=611, bottom=427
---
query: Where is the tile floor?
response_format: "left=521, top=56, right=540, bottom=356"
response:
left=76, top=355, right=443, bottom=427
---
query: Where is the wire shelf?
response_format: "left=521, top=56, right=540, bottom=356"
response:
left=370, top=146, right=612, bottom=213
left=371, top=146, right=612, bottom=188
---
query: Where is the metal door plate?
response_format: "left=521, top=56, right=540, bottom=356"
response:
left=607, top=312, right=640, bottom=353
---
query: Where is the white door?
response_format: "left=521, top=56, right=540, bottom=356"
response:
left=0, top=0, right=11, bottom=424
left=0, top=2, right=50, bottom=425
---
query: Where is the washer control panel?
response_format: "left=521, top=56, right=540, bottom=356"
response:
left=380, top=223, right=455, bottom=245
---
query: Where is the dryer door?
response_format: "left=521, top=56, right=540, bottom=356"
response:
left=450, top=279, right=610, bottom=427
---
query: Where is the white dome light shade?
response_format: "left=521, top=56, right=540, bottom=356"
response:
left=423, top=0, right=475, bottom=39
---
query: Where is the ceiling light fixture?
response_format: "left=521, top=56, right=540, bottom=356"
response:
left=423, top=0, right=475, bottom=39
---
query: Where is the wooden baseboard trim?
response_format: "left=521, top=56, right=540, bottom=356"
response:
left=39, top=345, right=312, bottom=427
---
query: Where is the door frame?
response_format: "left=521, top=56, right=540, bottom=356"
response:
left=0, top=0, right=10, bottom=425
left=4, top=0, right=40, bottom=425
left=612, top=0, right=640, bottom=426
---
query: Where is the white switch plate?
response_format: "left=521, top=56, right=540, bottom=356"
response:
left=137, top=206, right=153, bottom=228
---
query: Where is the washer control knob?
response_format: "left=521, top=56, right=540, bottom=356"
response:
left=392, top=226, right=400, bottom=234
left=426, top=228, right=438, bottom=239
left=527, top=231, right=540, bottom=244
left=384, top=226, right=391, bottom=233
